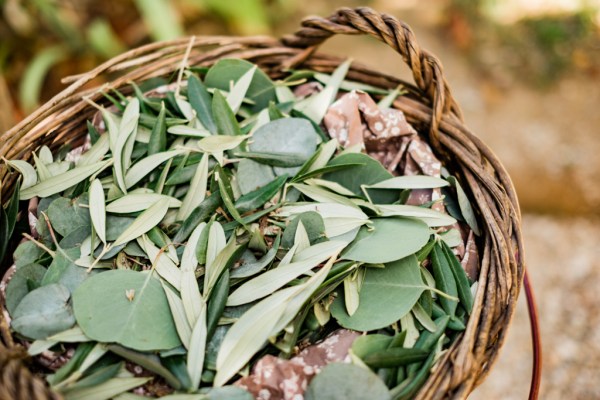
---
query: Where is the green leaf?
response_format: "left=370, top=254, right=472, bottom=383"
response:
left=230, top=235, right=280, bottom=279
left=106, top=193, right=181, bottom=214
left=281, top=211, right=326, bottom=250
left=431, top=243, right=459, bottom=317
left=5, top=159, right=37, bottom=188
left=233, top=151, right=306, bottom=167
left=366, top=175, right=449, bottom=190
left=212, top=90, right=242, bottom=136
left=197, top=134, right=249, bottom=153
left=12, top=283, right=75, bottom=339
left=5, top=263, right=47, bottom=315
left=331, top=255, right=425, bottom=331
left=362, top=347, right=428, bottom=368
left=113, top=197, right=170, bottom=246
left=47, top=196, right=91, bottom=237
left=204, top=59, right=276, bottom=112
left=0, top=180, right=20, bottom=263
left=112, top=98, right=140, bottom=193
left=180, top=224, right=206, bottom=326
left=167, top=125, right=210, bottom=137
left=376, top=204, right=456, bottom=227
left=139, top=235, right=182, bottom=290
left=161, top=282, right=192, bottom=348
left=125, top=149, right=185, bottom=189
left=89, top=179, right=106, bottom=244
left=73, top=269, right=181, bottom=351
left=43, top=247, right=94, bottom=293
left=235, top=159, right=275, bottom=195
left=216, top=169, right=246, bottom=228
left=13, top=241, right=47, bottom=268
left=173, top=190, right=222, bottom=243
left=77, top=134, right=110, bottom=167
left=447, top=176, right=481, bottom=236
left=63, top=377, right=150, bottom=400
left=294, top=59, right=351, bottom=124
left=226, top=65, right=256, bottom=113
left=187, top=301, right=207, bottom=389
left=342, top=218, right=430, bottom=264
left=20, top=160, right=110, bottom=200
left=441, top=241, right=474, bottom=313
left=188, top=75, right=217, bottom=134
left=226, top=241, right=346, bottom=306
left=323, top=153, right=397, bottom=204
left=249, top=118, right=318, bottom=176
left=207, top=269, right=229, bottom=340
left=304, top=363, right=390, bottom=400
left=351, top=334, right=393, bottom=359
left=234, top=174, right=286, bottom=214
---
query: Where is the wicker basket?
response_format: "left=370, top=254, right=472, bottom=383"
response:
left=0, top=7, right=526, bottom=400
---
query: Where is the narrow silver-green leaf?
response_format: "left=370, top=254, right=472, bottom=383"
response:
left=139, top=235, right=181, bottom=290
left=177, top=153, right=208, bottom=221
left=376, top=204, right=457, bottom=227
left=32, top=152, right=51, bottom=181
left=20, top=160, right=110, bottom=200
left=161, top=281, right=192, bottom=348
left=113, top=197, right=170, bottom=246
left=343, top=274, right=360, bottom=316
left=5, top=159, right=37, bottom=189
left=113, top=98, right=140, bottom=193
left=226, top=65, right=256, bottom=113
left=78, top=134, right=110, bottom=166
left=181, top=224, right=205, bottom=326
left=226, top=241, right=345, bottom=306
left=167, top=125, right=210, bottom=137
left=412, top=302, right=437, bottom=332
left=187, top=301, right=207, bottom=389
left=106, top=193, right=181, bottom=214
left=197, top=135, right=249, bottom=153
left=63, top=377, right=150, bottom=400
left=90, top=179, right=107, bottom=244
left=366, top=175, right=449, bottom=190
left=125, top=149, right=185, bottom=188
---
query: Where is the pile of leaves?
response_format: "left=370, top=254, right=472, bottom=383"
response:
left=0, top=58, right=480, bottom=400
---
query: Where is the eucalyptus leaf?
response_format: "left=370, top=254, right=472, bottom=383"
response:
left=12, top=283, right=75, bottom=339
left=73, top=269, right=181, bottom=351
left=342, top=218, right=430, bottom=264
left=236, top=159, right=275, bottom=195
left=47, top=195, right=91, bottom=237
left=331, top=255, right=425, bottom=331
left=304, top=363, right=390, bottom=400
left=5, top=263, right=47, bottom=315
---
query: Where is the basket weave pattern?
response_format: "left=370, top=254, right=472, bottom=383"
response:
left=0, top=7, right=524, bottom=400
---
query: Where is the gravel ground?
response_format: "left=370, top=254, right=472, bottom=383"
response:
left=472, top=214, right=600, bottom=399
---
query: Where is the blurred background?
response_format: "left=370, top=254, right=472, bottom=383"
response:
left=1, top=0, right=599, bottom=398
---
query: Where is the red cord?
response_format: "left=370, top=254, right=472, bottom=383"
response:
left=524, top=270, right=541, bottom=399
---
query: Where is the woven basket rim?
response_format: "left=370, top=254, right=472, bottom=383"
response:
left=0, top=7, right=525, bottom=400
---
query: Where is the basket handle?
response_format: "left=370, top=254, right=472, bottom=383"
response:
left=282, top=7, right=463, bottom=145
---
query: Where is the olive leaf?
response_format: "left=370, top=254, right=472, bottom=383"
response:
left=89, top=179, right=106, bottom=244
left=197, top=135, right=249, bottom=154
left=226, top=65, right=256, bottom=113
left=138, top=235, right=182, bottom=290
left=188, top=75, right=217, bottom=134
left=113, top=197, right=170, bottom=246
left=177, top=153, right=209, bottom=221
left=77, top=134, right=110, bottom=166
left=5, top=159, right=38, bottom=188
left=61, top=377, right=150, bottom=400
left=187, top=300, right=207, bottom=390
left=148, top=102, right=167, bottom=155
left=112, top=98, right=140, bottom=193
left=161, top=281, right=192, bottom=348
left=365, top=175, right=449, bottom=190
left=376, top=204, right=457, bottom=227
left=226, top=240, right=345, bottom=306
left=106, top=193, right=181, bottom=214
left=167, top=125, right=211, bottom=137
left=446, top=176, right=481, bottom=236
left=180, top=223, right=206, bottom=326
left=124, top=149, right=186, bottom=189
left=73, top=269, right=181, bottom=351
left=20, top=160, right=111, bottom=200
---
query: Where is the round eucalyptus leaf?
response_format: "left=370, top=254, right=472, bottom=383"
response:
left=331, top=256, right=425, bottom=331
left=304, top=363, right=390, bottom=400
left=204, top=59, right=276, bottom=112
left=249, top=118, right=319, bottom=177
left=11, top=283, right=75, bottom=339
left=342, top=218, right=430, bottom=264
left=5, top=263, right=47, bottom=315
left=322, top=153, right=396, bottom=203
left=236, top=159, right=275, bottom=195
left=47, top=195, right=91, bottom=237
left=73, top=270, right=181, bottom=351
